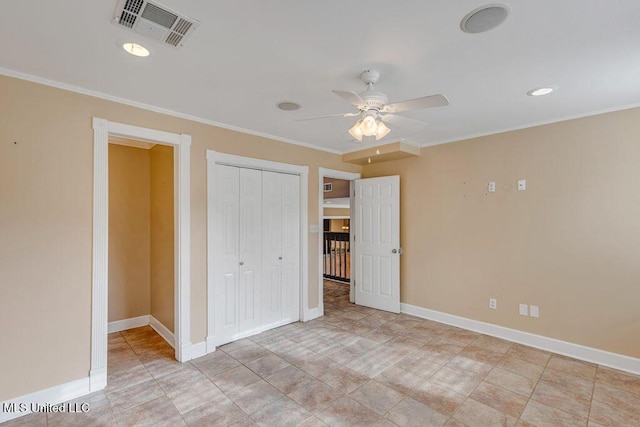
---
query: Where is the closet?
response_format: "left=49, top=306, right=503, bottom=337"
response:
left=210, top=164, right=300, bottom=347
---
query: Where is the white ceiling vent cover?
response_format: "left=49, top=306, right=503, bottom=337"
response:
left=113, top=0, right=199, bottom=48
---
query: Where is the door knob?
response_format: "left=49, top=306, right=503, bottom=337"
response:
left=239, top=261, right=244, bottom=266
left=278, top=256, right=283, bottom=260
left=392, top=249, right=397, bottom=254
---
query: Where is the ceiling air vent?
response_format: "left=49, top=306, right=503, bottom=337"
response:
left=113, top=0, right=199, bottom=49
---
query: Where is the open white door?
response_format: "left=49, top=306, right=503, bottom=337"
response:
left=354, top=175, right=400, bottom=313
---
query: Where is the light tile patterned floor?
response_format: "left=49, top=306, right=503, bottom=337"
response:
left=6, top=280, right=640, bottom=426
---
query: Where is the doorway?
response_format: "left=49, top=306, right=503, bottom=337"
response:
left=318, top=168, right=360, bottom=316
left=318, top=168, right=401, bottom=316
left=107, top=139, right=175, bottom=348
left=90, top=118, right=191, bottom=392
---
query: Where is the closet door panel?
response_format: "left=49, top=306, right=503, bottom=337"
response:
left=262, top=171, right=283, bottom=326
left=281, top=173, right=300, bottom=323
left=213, top=165, right=239, bottom=345
left=238, top=168, right=262, bottom=333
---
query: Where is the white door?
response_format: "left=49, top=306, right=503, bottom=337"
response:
left=354, top=176, right=400, bottom=313
left=281, top=173, right=300, bottom=323
left=212, top=165, right=240, bottom=345
left=262, top=171, right=300, bottom=327
left=238, top=168, right=262, bottom=334
left=262, top=171, right=283, bottom=327
left=212, top=166, right=263, bottom=345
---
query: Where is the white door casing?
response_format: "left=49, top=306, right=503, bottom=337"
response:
left=92, top=118, right=191, bottom=393
left=354, top=175, right=400, bottom=313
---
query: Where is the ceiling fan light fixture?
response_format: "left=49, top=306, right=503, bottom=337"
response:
left=348, top=120, right=364, bottom=141
left=361, top=115, right=378, bottom=136
left=375, top=121, right=391, bottom=139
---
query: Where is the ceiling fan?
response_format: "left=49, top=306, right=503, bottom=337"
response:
left=297, top=70, right=449, bottom=142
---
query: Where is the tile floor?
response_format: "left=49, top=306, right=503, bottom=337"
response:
left=6, top=280, right=640, bottom=426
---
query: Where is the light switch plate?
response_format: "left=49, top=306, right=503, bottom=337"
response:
left=518, top=179, right=526, bottom=191
left=488, top=182, right=496, bottom=193
left=530, top=305, right=539, bottom=318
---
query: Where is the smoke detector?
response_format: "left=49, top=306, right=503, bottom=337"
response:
left=113, top=0, right=199, bottom=48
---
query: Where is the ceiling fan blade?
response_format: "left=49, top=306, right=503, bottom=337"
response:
left=295, top=112, right=361, bottom=121
left=381, top=94, right=449, bottom=113
left=380, top=113, right=429, bottom=132
left=332, top=90, right=366, bottom=109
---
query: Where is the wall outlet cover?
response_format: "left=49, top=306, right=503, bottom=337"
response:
left=530, top=305, right=539, bottom=318
left=489, top=298, right=497, bottom=309
left=488, top=182, right=496, bottom=193
left=519, top=303, right=529, bottom=316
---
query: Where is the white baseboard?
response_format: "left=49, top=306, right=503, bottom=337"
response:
left=0, top=377, right=91, bottom=424
left=107, top=315, right=150, bottom=333
left=303, top=307, right=321, bottom=322
left=89, top=367, right=106, bottom=392
left=400, top=303, right=640, bottom=376
left=183, top=341, right=207, bottom=362
left=149, top=316, right=175, bottom=348
left=108, top=315, right=174, bottom=349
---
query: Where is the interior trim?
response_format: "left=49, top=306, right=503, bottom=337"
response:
left=92, top=117, right=192, bottom=399
left=401, top=302, right=640, bottom=375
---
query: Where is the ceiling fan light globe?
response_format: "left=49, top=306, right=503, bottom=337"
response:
left=361, top=115, right=378, bottom=136
left=375, top=121, right=391, bottom=139
left=348, top=120, right=364, bottom=141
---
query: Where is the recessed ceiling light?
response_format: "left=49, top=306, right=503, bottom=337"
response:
left=122, top=42, right=150, bottom=57
left=277, top=101, right=301, bottom=111
left=461, top=4, right=510, bottom=34
left=527, top=87, right=556, bottom=96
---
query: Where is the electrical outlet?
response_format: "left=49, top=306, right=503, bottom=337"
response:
left=488, top=182, right=496, bottom=193
left=518, top=179, right=526, bottom=191
left=519, top=304, right=529, bottom=316
left=489, top=298, right=497, bottom=309
left=530, top=305, right=539, bottom=318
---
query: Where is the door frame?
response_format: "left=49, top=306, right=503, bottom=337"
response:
left=91, top=118, right=192, bottom=392
left=206, top=151, right=309, bottom=352
left=317, top=168, right=361, bottom=315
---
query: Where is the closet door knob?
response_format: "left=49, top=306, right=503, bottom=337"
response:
left=278, top=256, right=283, bottom=260
left=239, top=261, right=244, bottom=266
left=392, top=249, right=397, bottom=254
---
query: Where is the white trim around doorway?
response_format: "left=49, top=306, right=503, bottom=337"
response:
left=91, top=118, right=192, bottom=392
left=318, top=168, right=360, bottom=316
left=205, top=151, right=310, bottom=353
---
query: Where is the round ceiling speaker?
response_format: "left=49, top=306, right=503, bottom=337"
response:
left=276, top=101, right=301, bottom=111
left=460, top=4, right=510, bottom=34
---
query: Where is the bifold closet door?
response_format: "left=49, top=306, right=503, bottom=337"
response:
left=212, top=165, right=262, bottom=345
left=262, top=171, right=300, bottom=326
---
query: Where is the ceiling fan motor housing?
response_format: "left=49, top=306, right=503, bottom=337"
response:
left=360, top=91, right=388, bottom=111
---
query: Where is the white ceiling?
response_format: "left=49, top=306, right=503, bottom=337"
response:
left=2, top=1, right=640, bottom=154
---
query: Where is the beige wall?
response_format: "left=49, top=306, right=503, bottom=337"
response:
left=363, top=107, right=640, bottom=358
left=150, top=145, right=174, bottom=333
left=323, top=178, right=350, bottom=199
left=108, top=144, right=151, bottom=322
left=0, top=74, right=360, bottom=401
left=323, top=207, right=350, bottom=217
